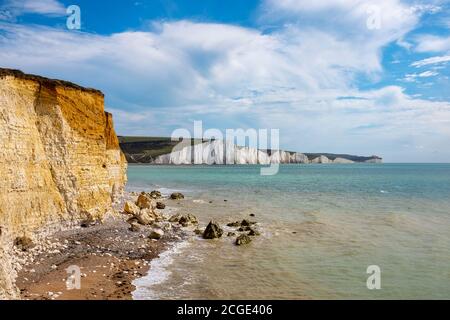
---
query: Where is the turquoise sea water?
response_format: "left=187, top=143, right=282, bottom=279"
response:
left=128, top=164, right=450, bottom=299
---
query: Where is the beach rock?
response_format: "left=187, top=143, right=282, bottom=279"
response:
left=249, top=213, right=255, bottom=217
left=235, top=234, right=252, bottom=246
left=135, top=209, right=156, bottom=225
left=241, top=219, right=256, bottom=227
left=148, top=229, right=164, bottom=240
left=179, top=214, right=198, bottom=226
left=169, top=213, right=198, bottom=226
left=124, top=201, right=140, bottom=215
left=14, top=236, right=35, bottom=251
left=128, top=224, right=140, bottom=232
left=194, top=228, right=203, bottom=235
left=227, top=221, right=240, bottom=227
left=150, top=190, right=162, bottom=199
left=248, top=228, right=260, bottom=236
left=136, top=193, right=155, bottom=210
left=203, top=221, right=223, bottom=239
left=170, top=192, right=185, bottom=200
left=156, top=202, right=166, bottom=209
left=227, top=232, right=236, bottom=237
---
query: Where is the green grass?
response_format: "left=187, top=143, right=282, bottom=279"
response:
left=118, top=136, right=204, bottom=162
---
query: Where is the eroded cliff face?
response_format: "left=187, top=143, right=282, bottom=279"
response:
left=150, top=141, right=382, bottom=165
left=152, top=140, right=311, bottom=165
left=0, top=69, right=127, bottom=299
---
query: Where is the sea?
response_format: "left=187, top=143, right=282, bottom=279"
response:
left=127, top=164, right=450, bottom=299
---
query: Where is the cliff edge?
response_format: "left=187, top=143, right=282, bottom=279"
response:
left=0, top=68, right=127, bottom=299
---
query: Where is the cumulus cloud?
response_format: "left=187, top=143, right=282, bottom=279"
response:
left=0, top=20, right=385, bottom=109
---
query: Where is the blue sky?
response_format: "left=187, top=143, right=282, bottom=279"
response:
left=1, top=0, right=449, bottom=162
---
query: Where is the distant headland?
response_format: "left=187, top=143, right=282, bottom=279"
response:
left=118, top=136, right=382, bottom=165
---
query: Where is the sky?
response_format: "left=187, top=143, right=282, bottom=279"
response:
left=0, top=0, right=449, bottom=162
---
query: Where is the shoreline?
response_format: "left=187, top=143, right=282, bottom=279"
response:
left=15, top=193, right=186, bottom=300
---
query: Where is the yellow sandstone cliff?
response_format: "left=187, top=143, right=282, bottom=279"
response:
left=0, top=68, right=127, bottom=298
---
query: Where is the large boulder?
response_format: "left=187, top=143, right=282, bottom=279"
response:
left=203, top=221, right=223, bottom=239
left=136, top=192, right=156, bottom=210
left=235, top=234, right=252, bottom=246
left=170, top=192, right=185, bottom=200
left=124, top=201, right=140, bottom=215
left=135, top=209, right=157, bottom=225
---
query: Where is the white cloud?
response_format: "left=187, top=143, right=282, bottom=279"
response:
left=0, top=0, right=66, bottom=20
left=0, top=20, right=386, bottom=108
left=261, top=0, right=419, bottom=42
left=403, top=70, right=439, bottom=82
left=411, top=55, right=450, bottom=67
left=415, top=35, right=450, bottom=52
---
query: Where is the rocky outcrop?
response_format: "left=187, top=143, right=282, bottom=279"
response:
left=235, top=234, right=252, bottom=246
left=203, top=221, right=223, bottom=239
left=0, top=68, right=127, bottom=299
left=170, top=192, right=185, bottom=200
left=168, top=213, right=198, bottom=227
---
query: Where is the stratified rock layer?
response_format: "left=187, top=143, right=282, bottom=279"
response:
left=0, top=68, right=127, bottom=299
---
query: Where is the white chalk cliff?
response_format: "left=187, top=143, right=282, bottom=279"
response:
left=150, top=140, right=369, bottom=165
